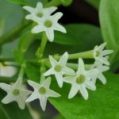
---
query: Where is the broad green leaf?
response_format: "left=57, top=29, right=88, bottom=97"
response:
left=0, top=0, right=23, bottom=44
left=0, top=39, right=19, bottom=59
left=99, top=0, right=119, bottom=70
left=99, top=0, right=119, bottom=50
left=86, top=0, right=100, bottom=9
left=7, top=0, right=42, bottom=5
left=54, top=24, right=102, bottom=51
left=50, top=73, right=119, bottom=119
left=0, top=103, right=32, bottom=119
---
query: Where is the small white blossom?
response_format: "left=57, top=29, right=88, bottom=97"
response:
left=0, top=78, right=31, bottom=109
left=23, top=2, right=57, bottom=22
left=93, top=43, right=113, bottom=65
left=64, top=58, right=96, bottom=100
left=0, top=63, right=17, bottom=77
left=92, top=61, right=109, bottom=85
left=26, top=78, right=60, bottom=111
left=44, top=52, right=74, bottom=88
left=32, top=12, right=66, bottom=42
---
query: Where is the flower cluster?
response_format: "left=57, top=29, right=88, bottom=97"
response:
left=23, top=2, right=66, bottom=42
left=0, top=2, right=113, bottom=112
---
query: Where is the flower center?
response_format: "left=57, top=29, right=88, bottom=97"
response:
left=44, top=20, right=52, bottom=28
left=37, top=12, right=43, bottom=17
left=76, top=75, right=85, bottom=84
left=39, top=87, right=46, bottom=95
left=12, top=89, right=20, bottom=96
left=54, top=65, right=62, bottom=72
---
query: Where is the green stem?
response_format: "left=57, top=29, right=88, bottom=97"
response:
left=17, top=63, right=25, bottom=80
left=36, top=32, right=47, bottom=58
left=69, top=50, right=94, bottom=59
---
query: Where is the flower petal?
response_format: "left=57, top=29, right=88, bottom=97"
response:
left=59, top=52, right=68, bottom=65
left=39, top=96, right=47, bottom=111
left=26, top=91, right=38, bottom=102
left=45, top=29, right=54, bottom=42
left=55, top=73, right=64, bottom=88
left=98, top=73, right=107, bottom=84
left=68, top=85, right=78, bottom=99
left=79, top=86, right=88, bottom=100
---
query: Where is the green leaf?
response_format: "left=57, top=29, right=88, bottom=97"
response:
left=7, top=0, right=41, bottom=5
left=86, top=0, right=100, bottom=9
left=99, top=0, right=119, bottom=70
left=50, top=73, right=119, bottom=119
left=54, top=24, right=102, bottom=51
left=0, top=103, right=32, bottom=119
left=0, top=0, right=23, bottom=43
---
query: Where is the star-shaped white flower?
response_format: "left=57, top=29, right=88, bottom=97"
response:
left=92, top=61, right=109, bottom=85
left=23, top=2, right=57, bottom=22
left=64, top=58, right=96, bottom=100
left=0, top=78, right=31, bottom=109
left=93, top=43, right=113, bottom=65
left=31, top=12, right=66, bottom=42
left=0, top=63, right=17, bottom=77
left=26, top=78, right=60, bottom=111
left=44, top=52, right=74, bottom=88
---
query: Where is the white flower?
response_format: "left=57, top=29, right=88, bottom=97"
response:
left=26, top=78, right=60, bottom=111
left=92, top=61, right=109, bottom=85
left=93, top=43, right=113, bottom=65
left=32, top=12, right=66, bottom=42
left=0, top=78, right=31, bottom=109
left=23, top=2, right=57, bottom=22
left=44, top=52, right=74, bottom=88
left=0, top=63, right=17, bottom=77
left=64, top=58, right=96, bottom=100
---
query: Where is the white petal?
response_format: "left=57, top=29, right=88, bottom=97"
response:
left=49, top=55, right=57, bottom=66
left=0, top=66, right=16, bottom=77
left=0, top=83, right=11, bottom=92
left=41, top=77, right=51, bottom=88
left=2, top=94, right=14, bottom=104
left=68, top=85, right=78, bottom=99
left=32, top=25, right=44, bottom=33
left=27, top=80, right=40, bottom=89
left=77, top=58, right=85, bottom=74
left=99, top=42, right=107, bottom=51
left=23, top=6, right=34, bottom=13
left=17, top=96, right=26, bottom=110
left=45, top=7, right=57, bottom=15
left=64, top=75, right=75, bottom=84
left=102, top=50, right=113, bottom=56
left=45, top=29, right=54, bottom=42
left=53, top=12, right=63, bottom=21
left=26, top=92, right=38, bottom=102
left=63, top=66, right=74, bottom=75
left=39, top=96, right=47, bottom=111
left=47, top=89, right=60, bottom=97
left=59, top=52, right=68, bottom=65
left=54, top=24, right=66, bottom=33
left=86, top=81, right=96, bottom=91
left=44, top=68, right=54, bottom=76
left=36, top=2, right=43, bottom=9
left=79, top=86, right=88, bottom=100
left=98, top=73, right=107, bottom=84
left=55, top=73, right=64, bottom=88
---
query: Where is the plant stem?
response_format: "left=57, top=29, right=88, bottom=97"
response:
left=36, top=32, right=47, bottom=58
left=69, top=50, right=94, bottom=59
